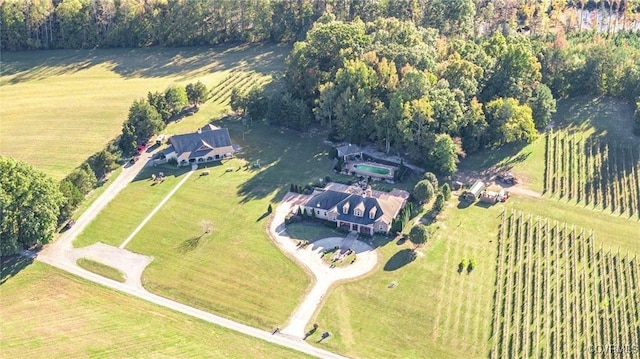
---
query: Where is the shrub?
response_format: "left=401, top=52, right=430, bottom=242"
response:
left=423, top=172, right=438, bottom=190
left=325, top=175, right=331, bottom=183
left=267, top=204, right=273, bottom=213
left=413, top=180, right=435, bottom=204
left=433, top=193, right=445, bottom=212
left=441, top=183, right=451, bottom=200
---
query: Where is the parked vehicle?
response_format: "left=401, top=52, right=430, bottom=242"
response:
left=496, top=172, right=518, bottom=184
left=136, top=143, right=148, bottom=154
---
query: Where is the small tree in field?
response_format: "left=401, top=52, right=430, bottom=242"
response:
left=467, top=259, right=476, bottom=273
left=458, top=258, right=468, bottom=273
left=201, top=220, right=213, bottom=235
left=409, top=224, right=429, bottom=247
left=267, top=204, right=273, bottom=213
left=413, top=180, right=435, bottom=204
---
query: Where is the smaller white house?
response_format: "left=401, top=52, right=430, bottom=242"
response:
left=163, top=124, right=234, bottom=166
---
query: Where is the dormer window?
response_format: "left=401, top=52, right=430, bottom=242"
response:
left=369, top=207, right=377, bottom=219
left=354, top=209, right=362, bottom=217
left=343, top=203, right=350, bottom=214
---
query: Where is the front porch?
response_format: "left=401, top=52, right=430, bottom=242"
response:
left=337, top=220, right=373, bottom=235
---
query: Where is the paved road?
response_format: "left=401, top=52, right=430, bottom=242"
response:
left=36, top=154, right=348, bottom=359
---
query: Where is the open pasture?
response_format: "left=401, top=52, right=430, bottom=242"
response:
left=490, top=210, right=640, bottom=358
left=0, top=262, right=310, bottom=359
left=0, top=43, right=288, bottom=179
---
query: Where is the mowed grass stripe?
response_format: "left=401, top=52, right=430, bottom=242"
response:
left=74, top=166, right=191, bottom=248
left=76, top=258, right=125, bottom=282
left=0, top=262, right=312, bottom=359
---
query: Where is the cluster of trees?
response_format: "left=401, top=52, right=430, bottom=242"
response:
left=541, top=32, right=640, bottom=105
left=118, top=81, right=207, bottom=155
left=1, top=156, right=63, bottom=255
left=234, top=16, right=557, bottom=173
left=4, top=0, right=640, bottom=51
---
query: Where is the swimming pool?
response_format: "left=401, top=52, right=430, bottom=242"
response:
left=353, top=163, right=392, bottom=176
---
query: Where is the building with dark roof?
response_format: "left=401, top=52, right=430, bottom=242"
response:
left=302, top=183, right=409, bottom=235
left=163, top=125, right=234, bottom=166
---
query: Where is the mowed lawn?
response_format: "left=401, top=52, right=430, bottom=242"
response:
left=0, top=262, right=311, bottom=359
left=0, top=43, right=289, bottom=180
left=75, top=121, right=340, bottom=330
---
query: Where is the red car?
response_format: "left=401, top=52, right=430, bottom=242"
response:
left=136, top=143, right=147, bottom=154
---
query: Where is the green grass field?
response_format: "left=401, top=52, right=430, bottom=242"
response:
left=0, top=44, right=289, bottom=180
left=0, top=262, right=311, bottom=359
left=76, top=258, right=125, bottom=282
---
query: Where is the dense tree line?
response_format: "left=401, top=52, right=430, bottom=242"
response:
left=3, top=0, right=640, bottom=51
left=0, top=156, right=63, bottom=256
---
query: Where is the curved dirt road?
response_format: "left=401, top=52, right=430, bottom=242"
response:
left=37, top=154, right=348, bottom=359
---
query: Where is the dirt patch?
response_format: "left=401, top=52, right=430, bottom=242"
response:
left=454, top=169, right=542, bottom=199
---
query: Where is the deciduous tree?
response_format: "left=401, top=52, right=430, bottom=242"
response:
left=0, top=156, right=63, bottom=255
left=409, top=223, right=429, bottom=246
left=429, top=134, right=458, bottom=176
left=413, top=180, right=435, bottom=204
left=484, top=97, right=537, bottom=146
left=186, top=80, right=208, bottom=107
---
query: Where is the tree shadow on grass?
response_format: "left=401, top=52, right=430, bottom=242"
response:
left=178, top=235, right=204, bottom=253
left=2, top=43, right=291, bottom=84
left=458, top=141, right=530, bottom=174
left=0, top=255, right=34, bottom=285
left=211, top=117, right=334, bottom=204
left=132, top=164, right=191, bottom=183
left=383, top=248, right=417, bottom=271
left=256, top=212, right=270, bottom=222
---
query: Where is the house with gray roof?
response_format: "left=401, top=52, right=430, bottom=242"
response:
left=163, top=125, right=234, bottom=166
left=302, top=183, right=409, bottom=235
left=335, top=143, right=362, bottom=161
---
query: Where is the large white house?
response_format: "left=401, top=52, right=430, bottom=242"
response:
left=301, top=182, right=409, bottom=235
left=163, top=124, right=234, bottom=166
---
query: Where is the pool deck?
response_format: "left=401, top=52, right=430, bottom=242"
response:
left=346, top=161, right=396, bottom=180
